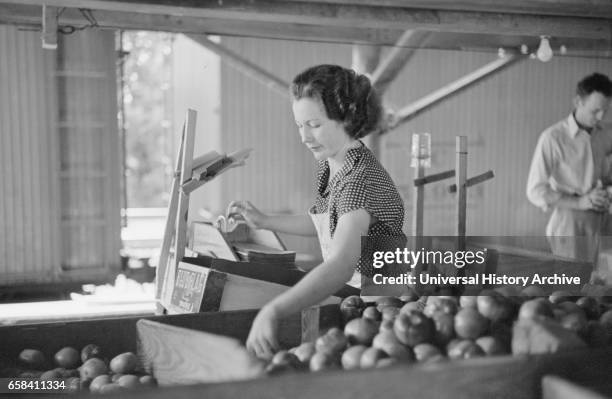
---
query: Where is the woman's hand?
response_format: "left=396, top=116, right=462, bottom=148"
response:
left=227, top=200, right=267, bottom=229
left=246, top=305, right=280, bottom=359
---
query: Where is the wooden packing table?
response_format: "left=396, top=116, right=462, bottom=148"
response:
left=165, top=256, right=358, bottom=314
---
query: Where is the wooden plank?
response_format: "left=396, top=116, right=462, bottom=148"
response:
left=542, top=375, right=611, bottom=399
left=390, top=54, right=521, bottom=129
left=371, top=30, right=430, bottom=95
left=0, top=0, right=609, bottom=39
left=136, top=319, right=265, bottom=386
left=186, top=34, right=289, bottom=98
left=448, top=170, right=494, bottom=193
left=414, top=169, right=455, bottom=187
left=64, top=348, right=612, bottom=399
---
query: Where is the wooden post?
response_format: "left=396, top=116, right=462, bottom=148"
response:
left=174, top=110, right=197, bottom=266
left=41, top=5, right=58, bottom=50
left=155, top=122, right=186, bottom=312
left=159, top=110, right=197, bottom=312
left=411, top=133, right=431, bottom=284
left=412, top=161, right=425, bottom=237
left=456, top=136, right=467, bottom=251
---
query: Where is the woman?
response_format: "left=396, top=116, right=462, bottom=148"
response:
left=230, top=64, right=405, bottom=358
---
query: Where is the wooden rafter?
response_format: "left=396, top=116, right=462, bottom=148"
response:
left=279, top=0, right=612, bottom=19
left=0, top=0, right=609, bottom=40
left=387, top=54, right=522, bottom=131
left=0, top=3, right=403, bottom=46
left=371, top=30, right=431, bottom=95
left=186, top=34, right=290, bottom=98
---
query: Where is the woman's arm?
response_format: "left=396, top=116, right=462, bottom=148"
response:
left=246, top=208, right=370, bottom=358
left=228, top=201, right=317, bottom=236
left=260, top=214, right=317, bottom=236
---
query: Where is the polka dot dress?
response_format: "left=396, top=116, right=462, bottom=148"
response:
left=310, top=140, right=406, bottom=276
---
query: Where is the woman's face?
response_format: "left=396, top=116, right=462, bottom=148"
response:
left=292, top=97, right=351, bottom=161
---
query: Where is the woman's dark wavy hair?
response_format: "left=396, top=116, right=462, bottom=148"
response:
left=290, top=64, right=383, bottom=139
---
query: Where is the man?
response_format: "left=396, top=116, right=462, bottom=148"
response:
left=526, top=73, right=612, bottom=261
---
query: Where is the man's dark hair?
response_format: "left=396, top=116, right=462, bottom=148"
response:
left=577, top=73, right=612, bottom=98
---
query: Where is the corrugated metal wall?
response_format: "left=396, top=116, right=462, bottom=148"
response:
left=0, top=26, right=121, bottom=285
left=384, top=50, right=612, bottom=236
left=0, top=25, right=60, bottom=284
left=219, top=38, right=351, bottom=254
left=218, top=37, right=612, bottom=248
left=56, top=30, right=121, bottom=273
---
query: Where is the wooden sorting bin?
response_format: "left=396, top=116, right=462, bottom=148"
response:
left=1, top=304, right=611, bottom=399
left=163, top=256, right=359, bottom=314
left=0, top=304, right=341, bottom=379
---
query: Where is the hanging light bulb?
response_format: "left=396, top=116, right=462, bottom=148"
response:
left=520, top=44, right=529, bottom=55
left=536, top=36, right=553, bottom=62
left=497, top=47, right=506, bottom=58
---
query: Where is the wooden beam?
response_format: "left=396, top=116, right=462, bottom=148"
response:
left=371, top=30, right=430, bottom=95
left=2, top=4, right=611, bottom=56
left=279, top=0, right=612, bottom=19
left=0, top=0, right=609, bottom=40
left=186, top=34, right=289, bottom=98
left=41, top=4, right=58, bottom=49
left=389, top=54, right=522, bottom=130
left=0, top=4, right=404, bottom=46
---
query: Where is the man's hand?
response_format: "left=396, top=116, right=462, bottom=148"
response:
left=578, top=181, right=610, bottom=212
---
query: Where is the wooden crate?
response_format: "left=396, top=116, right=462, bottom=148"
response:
left=163, top=256, right=358, bottom=314
left=1, top=304, right=611, bottom=399
left=0, top=304, right=341, bottom=376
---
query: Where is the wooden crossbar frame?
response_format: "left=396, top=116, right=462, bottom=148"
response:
left=411, top=135, right=496, bottom=290
left=155, top=109, right=250, bottom=314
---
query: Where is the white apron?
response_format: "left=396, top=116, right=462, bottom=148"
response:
left=308, top=206, right=362, bottom=289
